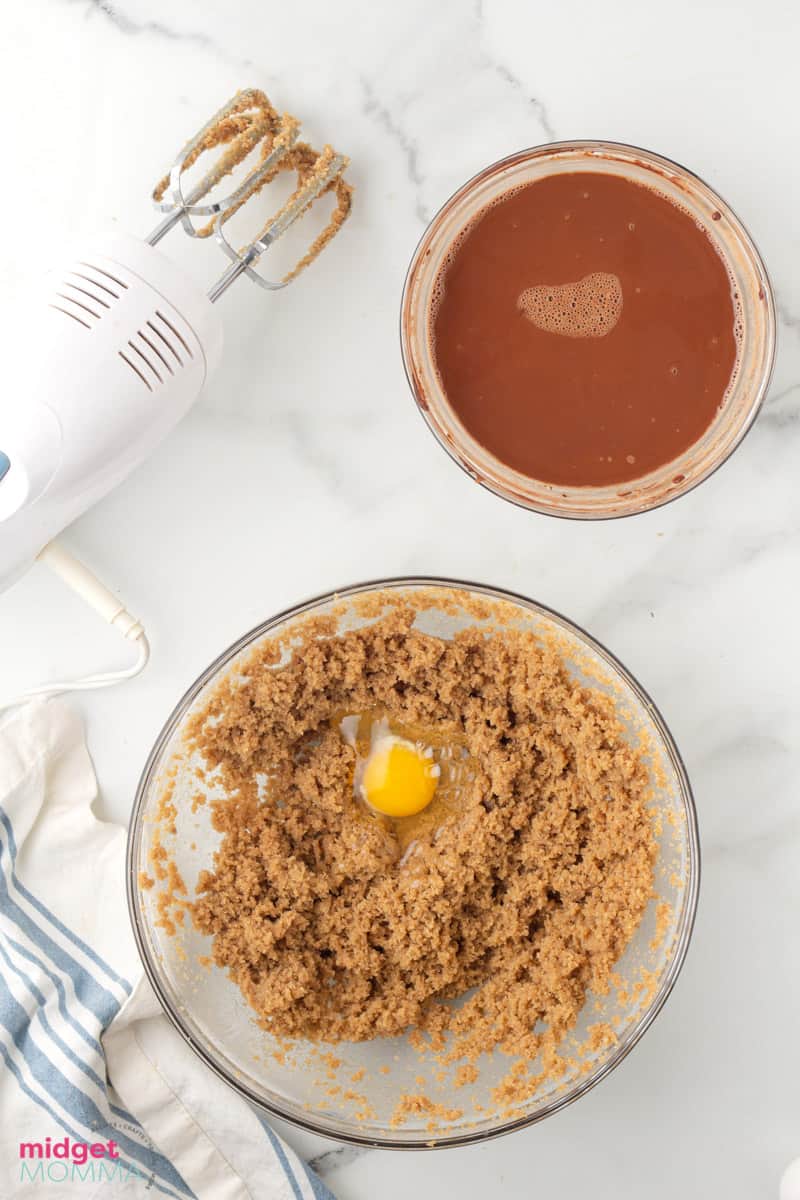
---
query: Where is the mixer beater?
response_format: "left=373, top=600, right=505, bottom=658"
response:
left=149, top=88, right=351, bottom=294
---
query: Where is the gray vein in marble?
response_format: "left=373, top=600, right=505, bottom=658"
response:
left=268, top=414, right=349, bottom=501
left=702, top=810, right=800, bottom=868
left=759, top=382, right=799, bottom=428
left=360, top=78, right=429, bottom=225
left=309, top=1143, right=375, bottom=1175
left=776, top=297, right=800, bottom=341
left=583, top=514, right=800, bottom=639
left=693, top=728, right=793, bottom=768
left=81, top=0, right=257, bottom=70
left=489, top=61, right=557, bottom=142
left=472, top=0, right=556, bottom=142
left=189, top=401, right=421, bottom=519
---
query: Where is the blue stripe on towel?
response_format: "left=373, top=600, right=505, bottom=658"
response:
left=0, top=955, right=193, bottom=1196
left=0, top=940, right=106, bottom=1092
left=0, top=865, right=121, bottom=1025
left=104, top=1096, right=173, bottom=1161
left=256, top=1115, right=306, bottom=1200
left=255, top=1110, right=338, bottom=1200
left=0, top=803, right=192, bottom=1196
left=0, top=808, right=131, bottom=995
left=0, top=1041, right=190, bottom=1200
left=301, top=1158, right=338, bottom=1200
left=3, top=924, right=191, bottom=1194
left=3, top=933, right=103, bottom=1057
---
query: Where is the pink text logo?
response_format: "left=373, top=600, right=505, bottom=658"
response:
left=18, top=1137, right=146, bottom=1186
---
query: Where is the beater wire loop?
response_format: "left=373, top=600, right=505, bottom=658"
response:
left=146, top=87, right=352, bottom=292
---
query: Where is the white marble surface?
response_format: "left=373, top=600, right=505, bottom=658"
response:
left=2, top=1, right=800, bottom=1196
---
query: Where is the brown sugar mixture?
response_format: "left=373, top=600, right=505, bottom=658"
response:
left=431, top=171, right=739, bottom=487
left=182, top=600, right=657, bottom=1064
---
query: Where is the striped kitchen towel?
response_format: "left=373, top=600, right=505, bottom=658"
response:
left=0, top=699, right=335, bottom=1200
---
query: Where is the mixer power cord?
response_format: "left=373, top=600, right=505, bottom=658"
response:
left=1, top=541, right=150, bottom=711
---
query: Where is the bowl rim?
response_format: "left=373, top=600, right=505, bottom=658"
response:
left=126, top=576, right=701, bottom=1149
left=399, top=139, right=777, bottom=521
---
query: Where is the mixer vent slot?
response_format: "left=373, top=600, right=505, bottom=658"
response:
left=119, top=349, right=152, bottom=392
left=78, top=261, right=128, bottom=294
left=154, top=310, right=192, bottom=362
left=51, top=264, right=126, bottom=329
left=146, top=314, right=185, bottom=367
left=48, top=304, right=90, bottom=330
left=139, top=329, right=173, bottom=376
left=119, top=315, right=190, bottom=392
left=134, top=336, right=164, bottom=382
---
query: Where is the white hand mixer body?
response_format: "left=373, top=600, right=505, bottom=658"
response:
left=0, top=232, right=222, bottom=592
left=0, top=88, right=351, bottom=705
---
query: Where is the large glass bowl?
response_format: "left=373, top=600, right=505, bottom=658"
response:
left=127, top=579, right=700, bottom=1148
left=400, top=142, right=776, bottom=519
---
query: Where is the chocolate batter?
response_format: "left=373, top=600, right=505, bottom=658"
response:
left=432, top=172, right=739, bottom=487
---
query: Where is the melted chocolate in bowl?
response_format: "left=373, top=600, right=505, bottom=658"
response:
left=430, top=171, right=740, bottom=488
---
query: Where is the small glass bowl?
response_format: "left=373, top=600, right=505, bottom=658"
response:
left=127, top=578, right=699, bottom=1149
left=400, top=142, right=776, bottom=519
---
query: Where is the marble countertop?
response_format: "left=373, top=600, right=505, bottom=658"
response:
left=2, top=1, right=799, bottom=1196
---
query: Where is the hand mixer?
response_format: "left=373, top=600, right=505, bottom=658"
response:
left=0, top=88, right=351, bottom=708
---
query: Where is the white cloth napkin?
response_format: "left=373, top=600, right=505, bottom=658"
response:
left=0, top=700, right=335, bottom=1200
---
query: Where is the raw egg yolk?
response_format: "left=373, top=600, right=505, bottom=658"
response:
left=361, top=737, right=439, bottom=818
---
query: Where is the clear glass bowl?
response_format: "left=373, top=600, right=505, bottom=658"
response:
left=400, top=142, right=776, bottom=519
left=127, top=579, right=700, bottom=1148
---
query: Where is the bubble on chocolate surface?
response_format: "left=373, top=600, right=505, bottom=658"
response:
left=518, top=272, right=623, bottom=339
